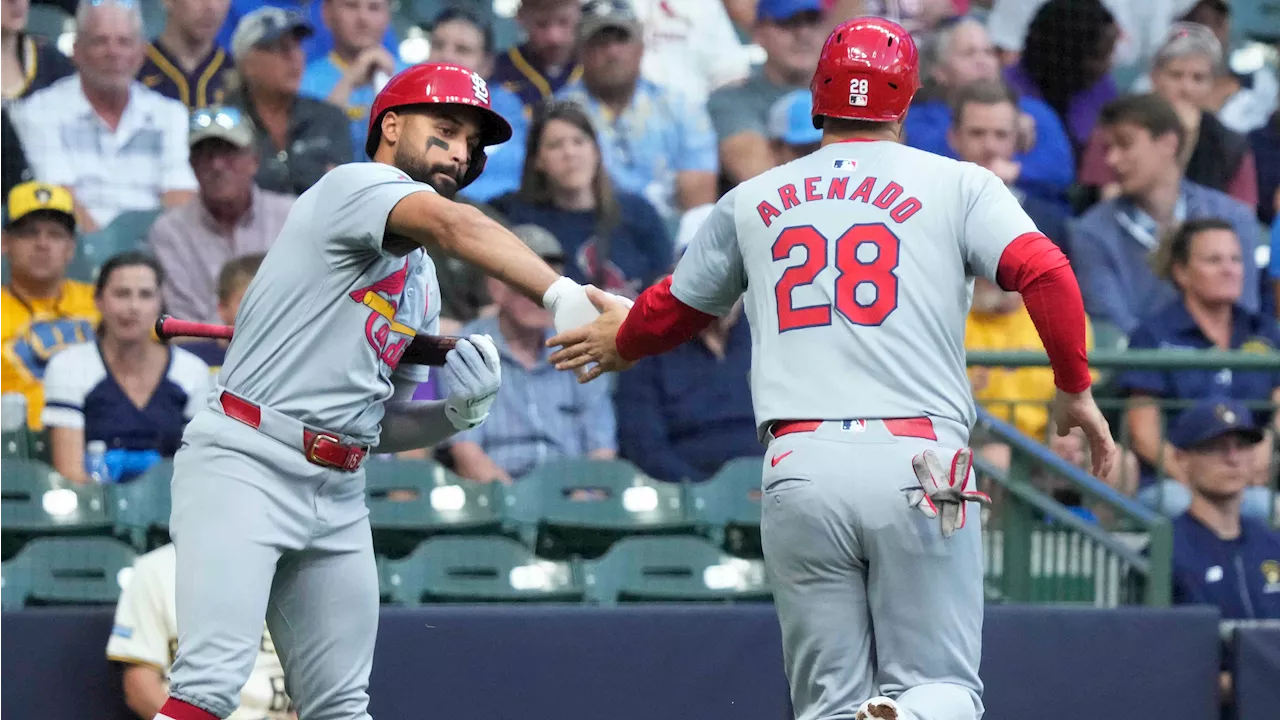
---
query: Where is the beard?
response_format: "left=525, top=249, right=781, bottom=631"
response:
left=392, top=145, right=463, bottom=198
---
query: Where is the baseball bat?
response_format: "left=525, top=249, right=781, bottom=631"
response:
left=155, top=314, right=459, bottom=366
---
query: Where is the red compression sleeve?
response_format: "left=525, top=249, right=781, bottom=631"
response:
left=995, top=232, right=1092, bottom=393
left=616, top=276, right=717, bottom=361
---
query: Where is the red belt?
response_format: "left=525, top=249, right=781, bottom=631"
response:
left=219, top=391, right=369, bottom=472
left=771, top=417, right=937, bottom=441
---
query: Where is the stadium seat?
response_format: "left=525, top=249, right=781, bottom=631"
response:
left=383, top=535, right=584, bottom=605
left=1, top=557, right=31, bottom=610
left=584, top=536, right=771, bottom=605
left=1, top=459, right=113, bottom=560
left=504, top=458, right=695, bottom=559
left=107, top=460, right=172, bottom=551
left=4, top=536, right=136, bottom=606
left=25, top=3, right=71, bottom=42
left=364, top=459, right=504, bottom=558
left=2, top=429, right=25, bottom=460
left=66, top=209, right=162, bottom=282
left=689, top=457, right=764, bottom=557
left=26, top=427, right=50, bottom=462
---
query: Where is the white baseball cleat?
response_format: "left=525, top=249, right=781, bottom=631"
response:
left=855, top=696, right=900, bottom=720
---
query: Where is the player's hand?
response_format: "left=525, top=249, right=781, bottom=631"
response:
left=1051, top=387, right=1118, bottom=481
left=443, top=334, right=501, bottom=431
left=905, top=447, right=990, bottom=539
left=546, top=287, right=635, bottom=383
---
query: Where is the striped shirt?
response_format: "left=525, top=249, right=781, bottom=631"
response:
left=9, top=76, right=198, bottom=227
left=445, top=314, right=617, bottom=478
left=138, top=40, right=234, bottom=110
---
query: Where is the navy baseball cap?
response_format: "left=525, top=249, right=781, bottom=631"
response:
left=768, top=90, right=823, bottom=145
left=1167, top=399, right=1265, bottom=450
left=757, top=0, right=824, bottom=23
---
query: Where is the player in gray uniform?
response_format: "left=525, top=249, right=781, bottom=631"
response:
left=157, top=63, right=606, bottom=720
left=547, top=19, right=1117, bottom=720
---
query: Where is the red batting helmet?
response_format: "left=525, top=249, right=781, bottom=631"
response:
left=810, top=17, right=921, bottom=126
left=366, top=63, right=514, bottom=185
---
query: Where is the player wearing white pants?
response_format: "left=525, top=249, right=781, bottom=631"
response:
left=548, top=17, right=1117, bottom=720
left=156, top=62, right=605, bottom=720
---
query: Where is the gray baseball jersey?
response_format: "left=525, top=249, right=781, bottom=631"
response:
left=671, top=140, right=1038, bottom=439
left=218, top=162, right=442, bottom=445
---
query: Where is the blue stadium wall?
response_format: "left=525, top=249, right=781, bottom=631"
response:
left=4, top=604, right=1278, bottom=719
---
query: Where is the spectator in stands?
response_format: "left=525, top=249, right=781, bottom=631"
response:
left=708, top=0, right=826, bottom=187
left=905, top=17, right=1074, bottom=205
left=108, top=542, right=294, bottom=719
left=215, top=0, right=397, bottom=63
left=1083, top=23, right=1258, bottom=209
left=150, top=106, right=291, bottom=325
left=615, top=299, right=759, bottom=482
left=181, top=253, right=264, bottom=374
left=1252, top=111, right=1280, bottom=226
left=0, top=0, right=65, bottom=197
left=1, top=182, right=97, bottom=430
left=1169, top=399, right=1280, bottom=616
left=42, top=251, right=210, bottom=484
left=139, top=0, right=235, bottom=110
left=490, top=0, right=583, bottom=114
left=1116, top=219, right=1280, bottom=517
left=9, top=0, right=197, bottom=232
left=1071, top=94, right=1261, bottom=335
left=429, top=6, right=526, bottom=204
left=299, top=0, right=404, bottom=160
left=632, top=0, right=751, bottom=105
left=446, top=225, right=616, bottom=483
left=1179, top=0, right=1278, bottom=136
left=227, top=7, right=352, bottom=196
left=767, top=89, right=821, bottom=166
left=492, top=101, right=671, bottom=299
left=1004, top=0, right=1119, bottom=160
left=948, top=80, right=1071, bottom=251
left=556, top=0, right=718, bottom=224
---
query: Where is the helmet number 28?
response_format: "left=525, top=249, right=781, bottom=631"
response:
left=772, top=223, right=900, bottom=331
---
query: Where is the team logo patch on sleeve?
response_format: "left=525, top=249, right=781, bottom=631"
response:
left=112, top=624, right=134, bottom=639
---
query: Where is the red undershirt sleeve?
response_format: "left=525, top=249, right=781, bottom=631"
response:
left=995, top=232, right=1092, bottom=393
left=615, top=276, right=716, bottom=362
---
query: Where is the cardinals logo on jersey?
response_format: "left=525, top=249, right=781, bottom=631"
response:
left=576, top=240, right=638, bottom=298
left=350, top=259, right=417, bottom=368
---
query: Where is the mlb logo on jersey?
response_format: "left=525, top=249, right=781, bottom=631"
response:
left=832, top=159, right=858, bottom=171
left=849, top=78, right=869, bottom=107
left=842, top=419, right=867, bottom=433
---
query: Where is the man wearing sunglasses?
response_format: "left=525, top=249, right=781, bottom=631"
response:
left=148, top=106, right=294, bottom=326
left=156, top=62, right=607, bottom=720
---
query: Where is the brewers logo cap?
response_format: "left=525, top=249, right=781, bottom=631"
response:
left=5, top=181, right=75, bottom=231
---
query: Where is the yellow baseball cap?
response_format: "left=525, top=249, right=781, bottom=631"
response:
left=6, top=181, right=75, bottom=230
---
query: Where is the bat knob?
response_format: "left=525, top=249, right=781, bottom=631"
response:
left=155, top=314, right=171, bottom=341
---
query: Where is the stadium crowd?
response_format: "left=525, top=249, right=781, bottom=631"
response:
left=1, top=0, right=1279, bottom=715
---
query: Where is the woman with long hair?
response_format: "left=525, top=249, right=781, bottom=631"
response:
left=491, top=100, right=672, bottom=298
left=42, top=251, right=210, bottom=483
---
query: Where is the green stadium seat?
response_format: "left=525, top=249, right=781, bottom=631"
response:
left=6, top=536, right=136, bottom=606
left=25, top=3, right=71, bottom=42
left=66, top=209, right=162, bottom=282
left=2, top=557, right=31, bottom=610
left=2, top=429, right=26, bottom=459
left=383, top=535, right=584, bottom=605
left=689, top=457, right=764, bottom=557
left=107, top=460, right=172, bottom=551
left=1, top=459, right=113, bottom=560
left=364, top=459, right=504, bottom=558
left=26, top=427, right=51, bottom=462
left=584, top=536, right=771, bottom=605
left=505, top=458, right=695, bottom=559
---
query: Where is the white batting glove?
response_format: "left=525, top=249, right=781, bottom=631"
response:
left=904, top=448, right=991, bottom=539
left=542, top=277, right=601, bottom=335
left=443, top=334, right=501, bottom=431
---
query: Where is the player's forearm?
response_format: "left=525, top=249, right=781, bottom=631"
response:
left=995, top=233, right=1091, bottom=393
left=121, top=665, right=167, bottom=719
left=616, top=276, right=716, bottom=361
left=377, top=400, right=460, bottom=453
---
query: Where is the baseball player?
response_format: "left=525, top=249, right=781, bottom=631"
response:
left=156, top=63, right=603, bottom=720
left=548, top=18, right=1118, bottom=720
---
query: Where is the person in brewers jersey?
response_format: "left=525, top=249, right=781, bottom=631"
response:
left=548, top=17, right=1118, bottom=720
left=107, top=544, right=295, bottom=720
left=155, top=63, right=603, bottom=720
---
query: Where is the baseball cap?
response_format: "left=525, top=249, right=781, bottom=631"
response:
left=510, top=224, right=564, bottom=262
left=188, top=106, right=256, bottom=150
left=756, top=0, right=824, bottom=23
left=1167, top=399, right=1265, bottom=450
left=5, top=181, right=75, bottom=231
left=579, top=0, right=642, bottom=43
left=768, top=90, right=823, bottom=145
left=230, top=7, right=313, bottom=62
